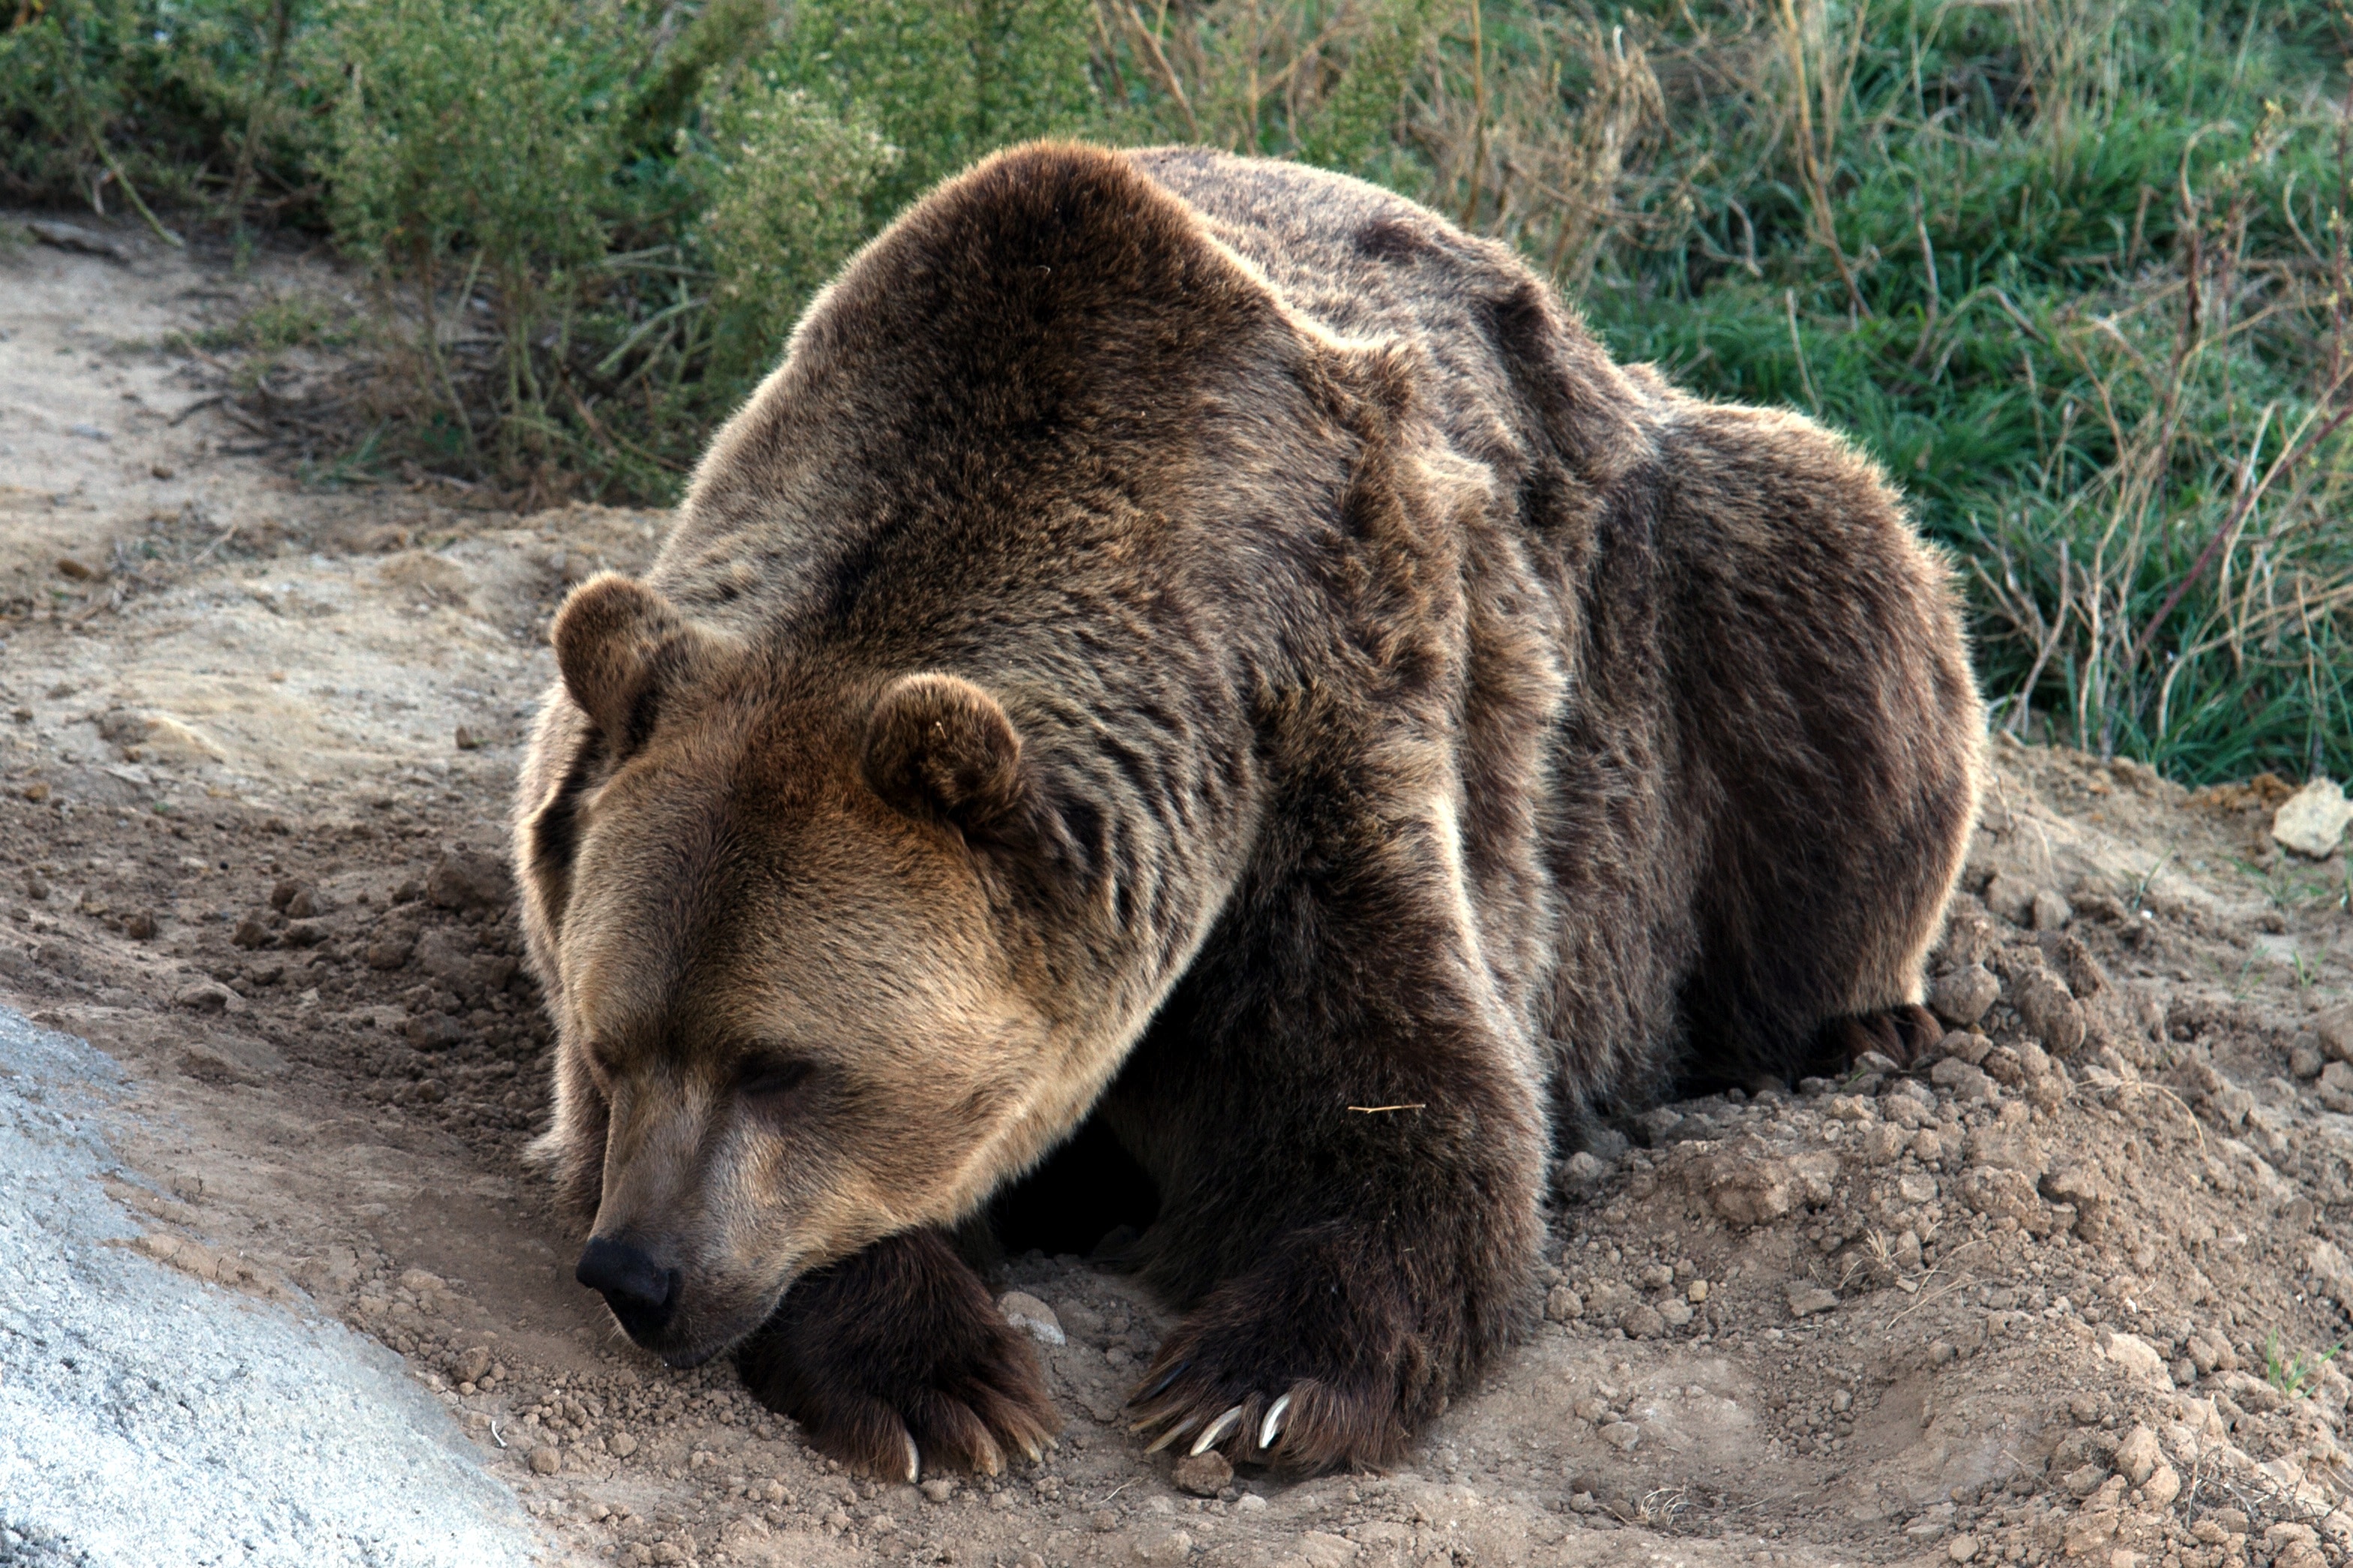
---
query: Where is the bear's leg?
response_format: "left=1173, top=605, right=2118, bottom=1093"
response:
left=1111, top=951, right=1545, bottom=1473
left=1123, top=1211, right=1518, bottom=1473
left=734, top=1227, right=1060, bottom=1481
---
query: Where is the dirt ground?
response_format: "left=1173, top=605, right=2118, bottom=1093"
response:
left=6, top=215, right=2353, bottom=1568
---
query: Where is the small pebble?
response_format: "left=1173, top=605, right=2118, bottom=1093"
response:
left=998, top=1292, right=1065, bottom=1347
left=529, top=1446, right=561, bottom=1475
left=1173, top=1449, right=1232, bottom=1497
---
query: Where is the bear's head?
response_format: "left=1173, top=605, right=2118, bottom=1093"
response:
left=518, top=573, right=1130, bottom=1365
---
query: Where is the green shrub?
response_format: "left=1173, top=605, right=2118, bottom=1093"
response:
left=777, top=0, right=1101, bottom=220
left=694, top=77, right=898, bottom=393
left=322, top=0, right=639, bottom=456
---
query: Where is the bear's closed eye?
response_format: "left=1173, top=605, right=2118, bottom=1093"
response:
left=735, top=1056, right=815, bottom=1101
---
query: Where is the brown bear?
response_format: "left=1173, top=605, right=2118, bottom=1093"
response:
left=512, top=142, right=1982, bottom=1482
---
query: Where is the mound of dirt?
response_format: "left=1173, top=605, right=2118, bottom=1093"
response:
left=5, top=213, right=2351, bottom=1568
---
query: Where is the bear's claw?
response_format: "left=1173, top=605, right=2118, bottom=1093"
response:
left=1258, top=1392, right=1292, bottom=1449
left=1191, top=1404, right=1246, bottom=1455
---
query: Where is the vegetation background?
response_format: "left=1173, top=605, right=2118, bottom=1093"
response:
left=5, top=0, right=2351, bottom=786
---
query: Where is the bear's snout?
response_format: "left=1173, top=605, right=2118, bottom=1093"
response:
left=576, top=1235, right=681, bottom=1342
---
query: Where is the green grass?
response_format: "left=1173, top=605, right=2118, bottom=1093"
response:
left=6, top=0, right=2351, bottom=785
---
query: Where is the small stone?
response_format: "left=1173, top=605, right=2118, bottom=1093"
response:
left=453, top=1345, right=491, bottom=1384
left=2273, top=778, right=2353, bottom=858
left=2031, top=889, right=2071, bottom=931
left=1930, top=1056, right=1996, bottom=1102
left=2112, top=1424, right=2160, bottom=1485
left=607, top=1432, right=638, bottom=1458
left=1621, top=1304, right=1665, bottom=1338
left=529, top=1445, right=561, bottom=1475
left=1290, top=1533, right=1354, bottom=1568
left=1787, top=1284, right=1839, bottom=1318
left=230, top=913, right=271, bottom=949
left=2318, top=1004, right=2353, bottom=1062
left=1686, top=1280, right=1709, bottom=1303
left=1131, top=1529, right=1194, bottom=1566
left=2291, top=1039, right=2325, bottom=1079
left=454, top=725, right=484, bottom=751
left=1544, top=1284, right=1583, bottom=1323
left=1860, top=1122, right=1907, bottom=1163
left=999, top=1291, right=1065, bottom=1347
left=173, top=980, right=232, bottom=1013
left=2141, top=1461, right=2179, bottom=1509
left=1982, top=874, right=2036, bottom=926
left=1173, top=1449, right=1232, bottom=1497
left=1948, top=1535, right=1980, bottom=1563
left=1235, top=1494, right=1265, bottom=1512
left=2062, top=1463, right=2107, bottom=1497
left=56, top=553, right=99, bottom=578
left=920, top=1477, right=958, bottom=1503
left=425, top=846, right=511, bottom=911
left=1557, top=1149, right=1608, bottom=1195
left=121, top=909, right=155, bottom=940
left=398, top=1269, right=447, bottom=1294
left=1089, top=1509, right=1119, bottom=1532
left=1930, top=965, right=1999, bottom=1027
left=1657, top=1298, right=1693, bottom=1327
left=1598, top=1421, right=1640, bottom=1451
left=2010, top=968, right=2086, bottom=1055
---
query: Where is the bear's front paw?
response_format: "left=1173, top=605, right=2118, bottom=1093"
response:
left=735, top=1229, right=1060, bottom=1481
left=1127, top=1244, right=1454, bottom=1473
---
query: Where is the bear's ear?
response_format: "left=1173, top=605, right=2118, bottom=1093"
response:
left=552, top=573, right=694, bottom=750
left=861, top=673, right=1029, bottom=832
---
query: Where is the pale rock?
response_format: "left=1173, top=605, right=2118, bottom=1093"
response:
left=999, top=1292, right=1065, bottom=1347
left=1930, top=965, right=1999, bottom=1027
left=1786, top=1284, right=1839, bottom=1317
left=2031, top=889, right=2072, bottom=930
left=2010, top=968, right=2086, bottom=1055
left=1131, top=1528, right=1195, bottom=1566
left=1982, top=874, right=2037, bottom=926
left=2103, top=1332, right=2171, bottom=1387
left=2113, top=1424, right=2161, bottom=1485
left=1957, top=1166, right=2046, bottom=1229
left=2318, top=1004, right=2353, bottom=1063
left=1291, top=1530, right=1357, bottom=1567
left=1930, top=1056, right=1996, bottom=1102
left=2141, top=1461, right=2180, bottom=1510
left=2272, top=778, right=2353, bottom=858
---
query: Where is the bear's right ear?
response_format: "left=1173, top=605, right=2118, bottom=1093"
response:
left=552, top=573, right=693, bottom=751
left=861, top=673, right=1029, bottom=833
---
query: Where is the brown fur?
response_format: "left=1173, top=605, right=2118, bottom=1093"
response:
left=513, top=142, right=1983, bottom=1479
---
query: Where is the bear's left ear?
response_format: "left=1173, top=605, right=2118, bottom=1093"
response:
left=861, top=673, right=1029, bottom=832
left=553, top=573, right=704, bottom=752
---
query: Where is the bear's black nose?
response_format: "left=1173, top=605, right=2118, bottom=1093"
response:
left=575, top=1236, right=680, bottom=1339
